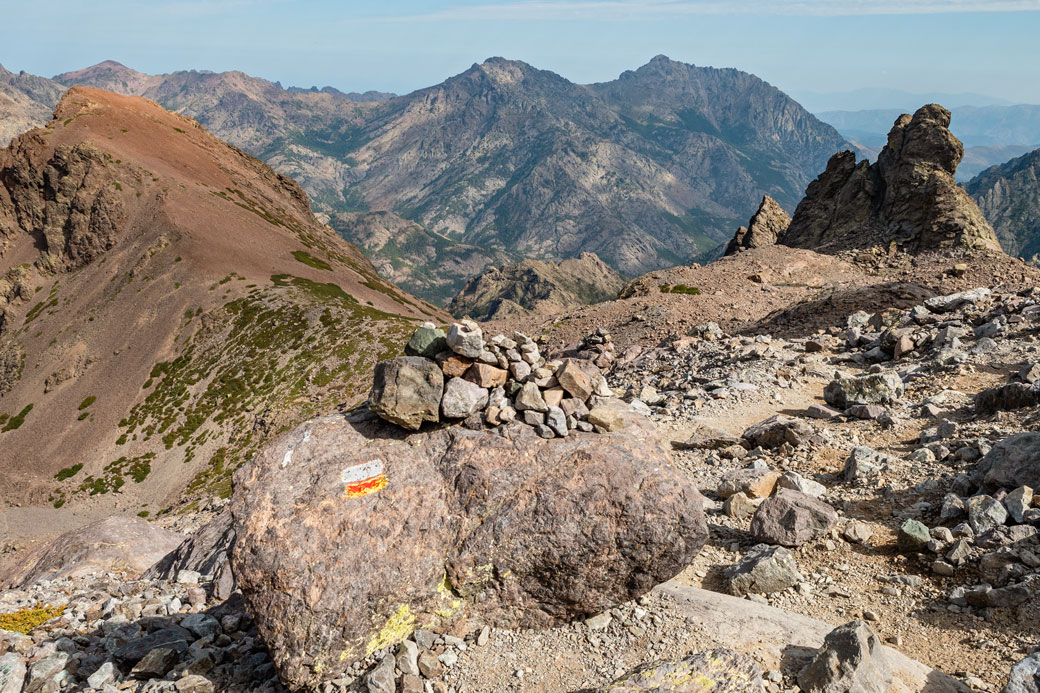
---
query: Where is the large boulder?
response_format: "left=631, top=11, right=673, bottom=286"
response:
left=976, top=433, right=1040, bottom=490
left=654, top=583, right=969, bottom=693
left=368, top=356, right=444, bottom=430
left=231, top=405, right=707, bottom=689
left=750, top=490, right=838, bottom=547
left=1003, top=650, right=1040, bottom=693
left=16, top=516, right=183, bottom=587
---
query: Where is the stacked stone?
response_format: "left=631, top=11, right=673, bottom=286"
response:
left=369, top=320, right=616, bottom=438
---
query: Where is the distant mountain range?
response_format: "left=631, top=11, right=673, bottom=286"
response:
left=790, top=87, right=1014, bottom=113
left=0, top=64, right=65, bottom=146
left=966, top=148, right=1040, bottom=264
left=2, top=57, right=850, bottom=302
left=816, top=105, right=1040, bottom=179
left=9, top=59, right=1040, bottom=301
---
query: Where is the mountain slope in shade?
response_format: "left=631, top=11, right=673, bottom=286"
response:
left=448, top=252, right=626, bottom=321
left=328, top=211, right=514, bottom=305
left=52, top=57, right=848, bottom=297
left=966, top=148, right=1040, bottom=263
left=0, top=87, right=445, bottom=514
left=0, top=64, right=66, bottom=146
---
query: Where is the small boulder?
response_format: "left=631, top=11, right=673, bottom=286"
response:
left=588, top=406, right=625, bottom=432
left=843, top=521, right=874, bottom=545
left=750, top=490, right=838, bottom=547
left=897, top=520, right=931, bottom=552
left=776, top=471, right=826, bottom=498
left=717, top=468, right=780, bottom=500
left=441, top=377, right=490, bottom=419
left=798, top=621, right=891, bottom=693
left=405, top=324, right=447, bottom=359
left=966, top=495, right=1008, bottom=534
left=923, top=288, right=990, bottom=314
left=741, top=415, right=814, bottom=449
left=724, top=544, right=803, bottom=596
left=464, top=363, right=508, bottom=389
left=843, top=447, right=891, bottom=483
left=446, top=320, right=484, bottom=358
left=976, top=433, right=1040, bottom=490
left=514, top=382, right=549, bottom=412
left=1005, top=486, right=1034, bottom=524
left=369, top=357, right=443, bottom=430
left=0, top=653, right=26, bottom=693
left=556, top=360, right=593, bottom=401
left=723, top=492, right=759, bottom=520
left=975, top=383, right=1040, bottom=415
left=673, top=422, right=743, bottom=450
left=545, top=406, right=568, bottom=437
left=824, top=372, right=904, bottom=409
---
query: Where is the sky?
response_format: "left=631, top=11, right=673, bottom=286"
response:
left=2, top=0, right=1040, bottom=106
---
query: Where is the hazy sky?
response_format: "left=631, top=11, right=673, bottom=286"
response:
left=2, top=0, right=1039, bottom=104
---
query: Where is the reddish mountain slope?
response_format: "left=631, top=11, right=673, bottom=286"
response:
left=0, top=87, right=446, bottom=515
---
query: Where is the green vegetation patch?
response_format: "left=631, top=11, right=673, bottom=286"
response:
left=78, top=396, right=96, bottom=410
left=97, top=284, right=415, bottom=502
left=0, top=605, right=64, bottom=634
left=660, top=284, right=702, bottom=295
left=54, top=463, right=83, bottom=481
left=271, top=274, right=357, bottom=306
left=2, top=404, right=33, bottom=432
left=292, top=250, right=333, bottom=271
left=77, top=452, right=156, bottom=495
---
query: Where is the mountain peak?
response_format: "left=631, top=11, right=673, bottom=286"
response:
left=53, top=61, right=156, bottom=95
left=473, top=56, right=533, bottom=84
left=647, top=54, right=680, bottom=67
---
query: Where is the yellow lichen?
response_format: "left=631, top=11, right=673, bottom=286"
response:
left=365, top=604, right=415, bottom=656
left=0, top=605, right=64, bottom=634
left=432, top=571, right=463, bottom=621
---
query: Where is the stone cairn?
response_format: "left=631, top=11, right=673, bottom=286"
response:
left=369, top=319, right=618, bottom=437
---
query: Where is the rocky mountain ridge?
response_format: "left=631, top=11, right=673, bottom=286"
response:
left=966, top=147, right=1040, bottom=264
left=0, top=64, right=65, bottom=148
left=775, top=104, right=1001, bottom=255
